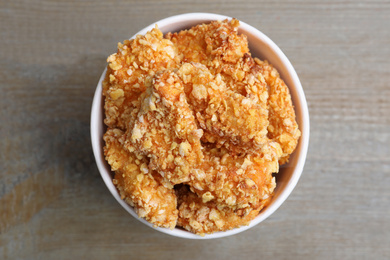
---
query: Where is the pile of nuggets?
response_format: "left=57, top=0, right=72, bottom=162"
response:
left=102, top=19, right=301, bottom=235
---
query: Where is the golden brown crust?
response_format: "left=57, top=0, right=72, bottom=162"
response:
left=166, top=19, right=248, bottom=66
left=104, top=128, right=178, bottom=229
left=102, top=19, right=300, bottom=235
left=255, top=59, right=301, bottom=164
left=176, top=62, right=269, bottom=155
left=176, top=185, right=270, bottom=235
left=188, top=142, right=281, bottom=211
left=103, top=27, right=179, bottom=130
left=125, top=70, right=204, bottom=184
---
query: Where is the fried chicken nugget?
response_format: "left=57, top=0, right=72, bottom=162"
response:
left=176, top=62, right=269, bottom=154
left=255, top=59, right=301, bottom=164
left=168, top=18, right=300, bottom=163
left=167, top=20, right=273, bottom=154
left=188, top=141, right=282, bottom=210
left=104, top=128, right=178, bottom=229
left=166, top=18, right=266, bottom=97
left=166, top=19, right=248, bottom=66
left=176, top=185, right=270, bottom=235
left=104, top=26, right=179, bottom=130
left=125, top=70, right=204, bottom=184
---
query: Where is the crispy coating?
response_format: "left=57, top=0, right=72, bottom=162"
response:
left=102, top=19, right=300, bottom=235
left=176, top=62, right=269, bottom=154
left=167, top=21, right=273, bottom=155
left=166, top=19, right=267, bottom=98
left=176, top=185, right=270, bottom=235
left=125, top=71, right=204, bottom=184
left=188, top=142, right=281, bottom=210
left=103, top=27, right=179, bottom=130
left=255, top=59, right=301, bottom=164
left=104, top=128, right=178, bottom=228
left=166, top=19, right=248, bottom=66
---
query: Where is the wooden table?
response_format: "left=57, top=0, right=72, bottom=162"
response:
left=1, top=1, right=389, bottom=259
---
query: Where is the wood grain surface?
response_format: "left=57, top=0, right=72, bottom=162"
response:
left=1, top=0, right=389, bottom=259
